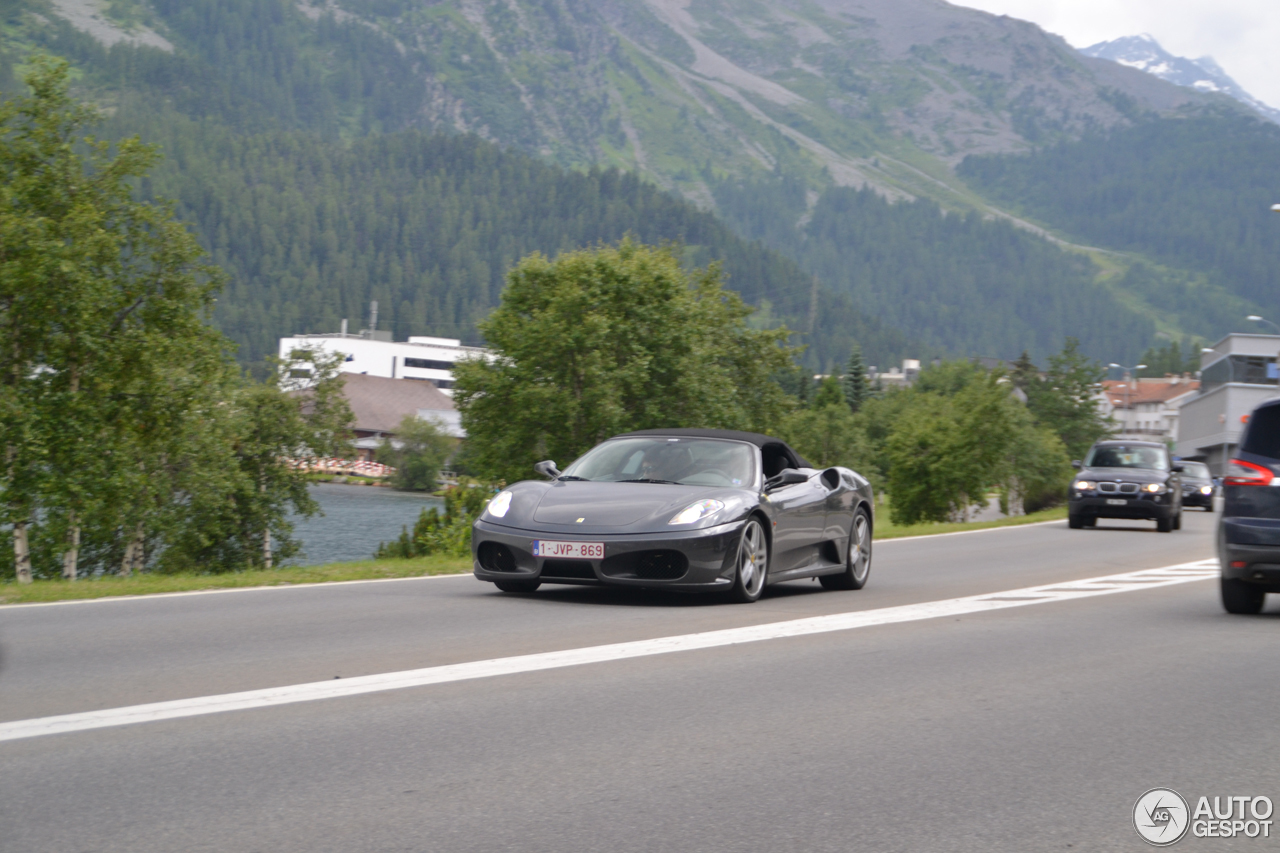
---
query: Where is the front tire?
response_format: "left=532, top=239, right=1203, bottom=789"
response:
left=820, top=508, right=872, bottom=591
left=1221, top=578, right=1265, bottom=614
left=728, top=518, right=769, bottom=603
left=1157, top=516, right=1173, bottom=533
left=1068, top=513, right=1085, bottom=529
left=494, top=579, right=541, bottom=593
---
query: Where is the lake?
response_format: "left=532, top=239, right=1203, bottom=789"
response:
left=290, top=482, right=444, bottom=565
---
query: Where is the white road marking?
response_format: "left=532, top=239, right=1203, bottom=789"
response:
left=0, top=559, right=1218, bottom=743
left=1, top=571, right=472, bottom=609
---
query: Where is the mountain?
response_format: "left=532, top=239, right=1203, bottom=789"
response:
left=3, top=0, right=1271, bottom=367
left=1080, top=34, right=1280, bottom=125
left=18, top=0, right=1244, bottom=207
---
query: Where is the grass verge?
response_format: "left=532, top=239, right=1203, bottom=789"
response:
left=875, top=505, right=1067, bottom=540
left=1, top=506, right=1069, bottom=605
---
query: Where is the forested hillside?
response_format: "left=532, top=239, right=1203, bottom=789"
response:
left=3, top=0, right=1273, bottom=367
left=959, top=116, right=1280, bottom=340
left=714, top=174, right=1155, bottom=361
left=114, top=108, right=911, bottom=366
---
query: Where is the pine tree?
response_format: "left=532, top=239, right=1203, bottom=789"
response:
left=843, top=344, right=869, bottom=413
left=1010, top=351, right=1038, bottom=391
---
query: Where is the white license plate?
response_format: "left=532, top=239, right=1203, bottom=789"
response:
left=532, top=540, right=604, bottom=560
left=1106, top=499, right=1128, bottom=506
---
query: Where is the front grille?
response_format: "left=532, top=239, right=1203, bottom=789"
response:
left=601, top=550, right=689, bottom=581
left=477, top=542, right=517, bottom=572
left=540, top=560, right=596, bottom=580
left=1098, top=482, right=1140, bottom=494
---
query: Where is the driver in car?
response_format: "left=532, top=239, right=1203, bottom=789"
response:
left=638, top=444, right=696, bottom=483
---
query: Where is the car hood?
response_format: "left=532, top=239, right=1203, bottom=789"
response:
left=486, top=480, right=754, bottom=534
left=1081, top=467, right=1171, bottom=484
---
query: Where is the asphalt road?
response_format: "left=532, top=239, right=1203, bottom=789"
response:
left=2, top=509, right=1278, bottom=852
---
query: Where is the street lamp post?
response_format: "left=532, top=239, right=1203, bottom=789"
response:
left=1108, top=363, right=1147, bottom=437
left=1246, top=315, right=1280, bottom=334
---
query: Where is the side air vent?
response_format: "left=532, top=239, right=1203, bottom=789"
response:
left=477, top=542, right=517, bottom=572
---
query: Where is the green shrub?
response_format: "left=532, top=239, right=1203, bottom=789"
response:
left=375, top=479, right=498, bottom=559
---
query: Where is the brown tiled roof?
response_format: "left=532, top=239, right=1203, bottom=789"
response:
left=339, top=372, right=455, bottom=434
left=1102, top=378, right=1199, bottom=408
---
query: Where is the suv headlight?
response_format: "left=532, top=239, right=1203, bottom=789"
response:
left=1073, top=480, right=1096, bottom=491
left=669, top=499, right=724, bottom=525
left=1201, top=485, right=1214, bottom=495
left=486, top=490, right=514, bottom=518
left=1143, top=483, right=1167, bottom=494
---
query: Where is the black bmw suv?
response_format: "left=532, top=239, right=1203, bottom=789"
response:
left=1219, top=398, right=1280, bottom=614
left=1068, top=440, right=1183, bottom=532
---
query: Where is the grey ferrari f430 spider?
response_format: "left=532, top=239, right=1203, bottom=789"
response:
left=471, top=429, right=875, bottom=603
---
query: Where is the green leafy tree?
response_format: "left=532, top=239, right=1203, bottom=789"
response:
left=782, top=378, right=872, bottom=473
left=843, top=344, right=869, bottom=413
left=1023, top=338, right=1112, bottom=460
left=881, top=361, right=1071, bottom=525
left=378, top=416, right=454, bottom=492
left=1, top=57, right=222, bottom=581
left=377, top=480, right=495, bottom=559
left=454, top=239, right=796, bottom=483
left=1, top=61, right=358, bottom=579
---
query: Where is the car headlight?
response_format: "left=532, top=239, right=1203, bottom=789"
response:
left=669, top=499, right=725, bottom=525
left=1074, top=480, right=1096, bottom=491
left=1201, top=485, right=1214, bottom=494
left=1143, top=483, right=1166, bottom=494
left=486, top=490, right=514, bottom=518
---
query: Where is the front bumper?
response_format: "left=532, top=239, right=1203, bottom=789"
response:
left=471, top=517, right=746, bottom=591
left=1069, top=493, right=1176, bottom=520
left=1181, top=488, right=1215, bottom=508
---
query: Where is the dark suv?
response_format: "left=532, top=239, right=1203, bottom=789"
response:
left=1219, top=398, right=1280, bottom=614
left=1068, top=440, right=1183, bottom=532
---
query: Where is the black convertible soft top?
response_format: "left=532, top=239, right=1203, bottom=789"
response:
left=612, top=428, right=811, bottom=470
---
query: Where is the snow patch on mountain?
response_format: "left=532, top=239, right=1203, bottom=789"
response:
left=1080, top=34, right=1279, bottom=124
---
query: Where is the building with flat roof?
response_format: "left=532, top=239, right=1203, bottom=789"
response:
left=279, top=327, right=488, bottom=396
left=1176, top=333, right=1280, bottom=474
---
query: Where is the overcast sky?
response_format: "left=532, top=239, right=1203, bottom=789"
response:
left=956, top=0, right=1279, bottom=108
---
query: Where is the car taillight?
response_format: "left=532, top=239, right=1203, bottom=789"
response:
left=1223, top=459, right=1277, bottom=486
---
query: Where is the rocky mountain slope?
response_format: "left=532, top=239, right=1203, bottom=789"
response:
left=1081, top=34, right=1280, bottom=125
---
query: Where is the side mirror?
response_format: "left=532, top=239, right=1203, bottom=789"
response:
left=1171, top=464, right=1184, bottom=473
left=533, top=460, right=561, bottom=480
left=765, top=468, right=809, bottom=492
left=1071, top=460, right=1082, bottom=470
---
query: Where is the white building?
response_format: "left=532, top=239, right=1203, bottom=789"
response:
left=1176, top=333, right=1280, bottom=474
left=1099, top=376, right=1199, bottom=443
left=868, top=359, right=921, bottom=388
left=279, top=325, right=488, bottom=397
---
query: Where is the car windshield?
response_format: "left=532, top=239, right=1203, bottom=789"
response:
left=1085, top=444, right=1170, bottom=471
left=1180, top=462, right=1211, bottom=479
left=561, top=438, right=756, bottom=488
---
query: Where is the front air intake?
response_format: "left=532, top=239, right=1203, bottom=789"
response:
left=601, top=550, right=689, bottom=581
left=477, top=542, right=517, bottom=572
